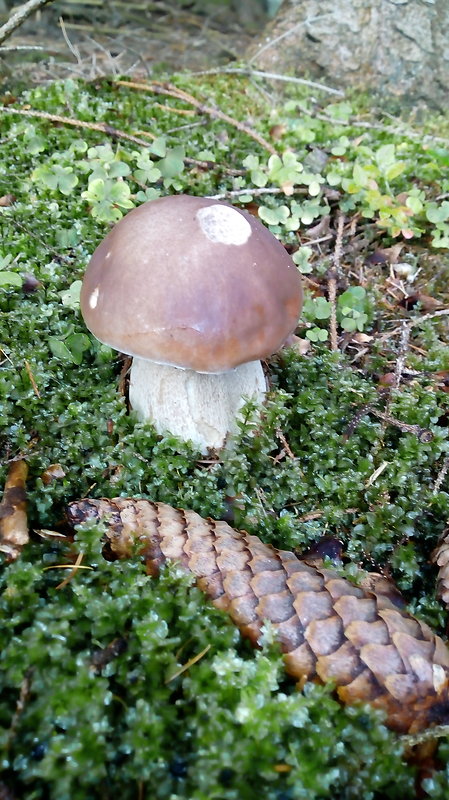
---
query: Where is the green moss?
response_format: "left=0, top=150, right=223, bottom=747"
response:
left=1, top=541, right=413, bottom=800
left=1, top=73, right=449, bottom=797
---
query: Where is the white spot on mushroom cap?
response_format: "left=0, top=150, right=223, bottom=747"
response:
left=196, top=204, right=251, bottom=246
left=89, top=287, right=100, bottom=309
left=433, top=663, right=447, bottom=694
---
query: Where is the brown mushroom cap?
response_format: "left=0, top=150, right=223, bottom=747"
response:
left=80, top=195, right=303, bottom=373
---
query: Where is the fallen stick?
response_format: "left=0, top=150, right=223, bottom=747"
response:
left=0, top=0, right=56, bottom=47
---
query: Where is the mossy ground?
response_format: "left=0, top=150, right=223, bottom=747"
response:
left=1, top=71, right=449, bottom=799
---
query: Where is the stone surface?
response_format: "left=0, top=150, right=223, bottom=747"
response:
left=247, top=0, right=449, bottom=108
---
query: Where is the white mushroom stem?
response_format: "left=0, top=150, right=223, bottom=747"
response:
left=128, top=357, right=267, bottom=452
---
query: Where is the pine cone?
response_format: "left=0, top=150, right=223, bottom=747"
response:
left=67, top=497, right=449, bottom=734
left=432, top=526, right=449, bottom=607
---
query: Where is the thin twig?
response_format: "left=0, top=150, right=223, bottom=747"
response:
left=406, top=308, right=449, bottom=329
left=0, top=45, right=54, bottom=52
left=394, top=322, right=411, bottom=389
left=0, top=105, right=152, bottom=145
left=402, top=724, right=449, bottom=747
left=165, top=644, right=211, bottom=683
left=328, top=212, right=344, bottom=352
left=344, top=403, right=433, bottom=443
left=208, top=187, right=307, bottom=200
left=115, top=78, right=278, bottom=156
left=433, top=455, right=449, bottom=495
left=365, top=461, right=389, bottom=487
left=58, top=15, right=82, bottom=65
left=24, top=360, right=41, bottom=398
left=369, top=409, right=433, bottom=443
left=275, top=429, right=296, bottom=461
left=248, top=14, right=335, bottom=66
left=55, top=551, right=86, bottom=590
left=5, top=669, right=33, bottom=751
left=8, top=216, right=73, bottom=264
left=0, top=0, right=56, bottom=47
left=192, top=66, right=345, bottom=97
left=0, top=105, right=242, bottom=175
left=299, top=103, right=449, bottom=145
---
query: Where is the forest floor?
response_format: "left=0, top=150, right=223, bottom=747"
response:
left=0, top=0, right=259, bottom=82
left=1, top=4, right=449, bottom=800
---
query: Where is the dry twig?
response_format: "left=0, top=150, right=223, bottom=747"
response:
left=208, top=187, right=308, bottom=201
left=24, top=360, right=41, bottom=398
left=0, top=105, right=242, bottom=176
left=115, top=78, right=278, bottom=156
left=393, top=321, right=411, bottom=389
left=344, top=403, right=433, bottom=443
left=192, top=66, right=345, bottom=97
left=433, top=455, right=449, bottom=496
left=4, top=669, right=33, bottom=752
left=247, top=14, right=335, bottom=67
left=0, top=0, right=56, bottom=47
left=369, top=408, right=433, bottom=442
left=328, top=212, right=344, bottom=352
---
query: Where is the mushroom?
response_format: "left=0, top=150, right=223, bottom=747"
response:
left=80, top=195, right=303, bottom=452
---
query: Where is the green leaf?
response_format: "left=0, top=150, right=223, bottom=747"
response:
left=258, top=205, right=290, bottom=226
left=49, top=337, right=76, bottom=362
left=32, top=164, right=78, bottom=195
left=314, top=297, right=332, bottom=319
left=0, top=271, right=22, bottom=287
left=108, top=161, right=131, bottom=179
left=340, top=317, right=357, bottom=332
left=385, top=162, right=406, bottom=181
left=59, top=280, right=82, bottom=309
left=375, top=144, right=396, bottom=171
left=406, top=195, right=423, bottom=214
left=197, top=150, right=216, bottom=162
left=325, top=102, right=353, bottom=121
left=134, top=153, right=161, bottom=184
left=135, top=188, right=161, bottom=203
left=426, top=202, right=449, bottom=224
left=306, top=326, right=328, bottom=342
left=65, top=333, right=91, bottom=365
left=0, top=254, right=13, bottom=269
left=82, top=178, right=134, bottom=222
left=352, top=163, right=369, bottom=188
left=326, top=172, right=342, bottom=186
left=158, top=146, right=185, bottom=181
left=307, top=181, right=321, bottom=197
left=242, top=155, right=260, bottom=170
left=339, top=286, right=366, bottom=305
left=150, top=137, right=167, bottom=158
left=251, top=170, right=268, bottom=188
left=292, top=247, right=313, bottom=273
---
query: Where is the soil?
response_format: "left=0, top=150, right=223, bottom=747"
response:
left=0, top=1, right=265, bottom=84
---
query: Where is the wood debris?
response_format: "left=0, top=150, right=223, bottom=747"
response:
left=0, top=460, right=29, bottom=559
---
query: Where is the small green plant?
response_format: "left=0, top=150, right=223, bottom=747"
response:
left=337, top=286, right=369, bottom=332
left=302, top=294, right=331, bottom=341
left=0, top=254, right=23, bottom=288
left=300, top=286, right=371, bottom=340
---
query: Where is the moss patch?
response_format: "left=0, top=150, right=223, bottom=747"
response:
left=1, top=73, right=449, bottom=798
